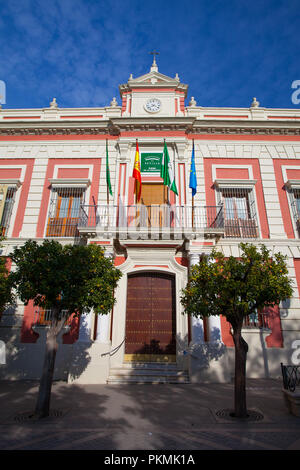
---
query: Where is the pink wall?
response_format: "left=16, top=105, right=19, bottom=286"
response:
left=0, top=168, right=22, bottom=178
left=264, top=305, right=283, bottom=348
left=286, top=168, right=300, bottom=180
left=216, top=167, right=249, bottom=179
left=0, top=159, right=35, bottom=237
left=57, top=168, right=90, bottom=179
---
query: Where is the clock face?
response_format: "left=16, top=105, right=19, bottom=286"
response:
left=145, top=98, right=161, bottom=113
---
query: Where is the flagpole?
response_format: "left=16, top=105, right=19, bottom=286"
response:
left=106, top=139, right=110, bottom=227
left=164, top=139, right=169, bottom=206
left=192, top=195, right=194, bottom=229
left=135, top=138, right=138, bottom=206
left=192, top=139, right=195, bottom=228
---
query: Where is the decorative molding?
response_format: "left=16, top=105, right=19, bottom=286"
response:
left=0, top=179, right=22, bottom=188
left=214, top=178, right=257, bottom=189
left=48, top=178, right=91, bottom=188
left=188, top=125, right=300, bottom=136
left=285, top=179, right=300, bottom=190
left=117, top=141, right=132, bottom=160
left=175, top=141, right=188, bottom=160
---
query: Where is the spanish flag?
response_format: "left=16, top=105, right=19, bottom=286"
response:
left=132, top=139, right=142, bottom=202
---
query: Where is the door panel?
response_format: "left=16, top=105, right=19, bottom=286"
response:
left=125, top=272, right=176, bottom=362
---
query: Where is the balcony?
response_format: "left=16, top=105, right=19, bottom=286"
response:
left=77, top=204, right=225, bottom=240
left=43, top=203, right=259, bottom=241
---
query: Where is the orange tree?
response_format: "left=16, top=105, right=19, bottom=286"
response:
left=181, top=243, right=293, bottom=418
left=9, top=239, right=122, bottom=418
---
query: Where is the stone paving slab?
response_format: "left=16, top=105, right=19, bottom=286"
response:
left=0, top=379, right=300, bottom=450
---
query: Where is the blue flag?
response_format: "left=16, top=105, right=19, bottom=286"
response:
left=189, top=141, right=197, bottom=197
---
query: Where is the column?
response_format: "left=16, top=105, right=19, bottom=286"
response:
left=78, top=311, right=93, bottom=342
left=207, top=316, right=222, bottom=342
left=95, top=314, right=110, bottom=344
left=95, top=250, right=114, bottom=343
left=188, top=253, right=205, bottom=344
left=203, top=253, right=222, bottom=342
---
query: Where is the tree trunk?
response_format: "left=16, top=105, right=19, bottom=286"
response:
left=34, top=308, right=65, bottom=418
left=232, top=320, right=249, bottom=418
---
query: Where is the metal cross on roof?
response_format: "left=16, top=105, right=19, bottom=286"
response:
left=149, top=50, right=159, bottom=64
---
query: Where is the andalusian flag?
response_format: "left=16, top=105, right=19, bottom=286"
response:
left=106, top=139, right=113, bottom=197
left=132, top=139, right=142, bottom=202
left=160, top=141, right=178, bottom=196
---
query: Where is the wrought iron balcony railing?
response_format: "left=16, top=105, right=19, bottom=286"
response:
left=77, top=204, right=225, bottom=239
left=33, top=308, right=71, bottom=327
left=44, top=203, right=259, bottom=240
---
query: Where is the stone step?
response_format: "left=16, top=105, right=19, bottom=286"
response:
left=121, top=362, right=179, bottom=370
left=109, top=368, right=187, bottom=377
left=107, top=362, right=189, bottom=384
left=107, top=375, right=189, bottom=384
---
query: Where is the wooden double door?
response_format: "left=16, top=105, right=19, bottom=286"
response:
left=125, top=272, right=176, bottom=362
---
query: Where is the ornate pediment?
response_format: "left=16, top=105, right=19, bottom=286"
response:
left=119, top=63, right=188, bottom=96
left=128, top=70, right=180, bottom=85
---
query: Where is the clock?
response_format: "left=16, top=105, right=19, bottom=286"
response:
left=145, top=98, right=161, bottom=113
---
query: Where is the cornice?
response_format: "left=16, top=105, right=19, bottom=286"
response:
left=188, top=119, right=300, bottom=136
left=109, top=117, right=195, bottom=133
left=0, top=120, right=113, bottom=137
left=0, top=116, right=300, bottom=137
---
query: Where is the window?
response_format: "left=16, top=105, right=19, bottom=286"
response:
left=0, top=184, right=18, bottom=236
left=214, top=179, right=258, bottom=238
left=286, top=181, right=300, bottom=237
left=46, top=187, right=85, bottom=237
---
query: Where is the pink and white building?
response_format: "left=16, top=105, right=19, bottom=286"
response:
left=0, top=60, right=300, bottom=383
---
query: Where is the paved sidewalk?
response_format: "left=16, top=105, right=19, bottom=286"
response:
left=0, top=378, right=300, bottom=450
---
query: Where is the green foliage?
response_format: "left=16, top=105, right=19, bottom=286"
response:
left=9, top=240, right=122, bottom=317
left=181, top=243, right=293, bottom=328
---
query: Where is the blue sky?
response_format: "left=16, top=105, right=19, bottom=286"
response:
left=0, top=0, right=299, bottom=110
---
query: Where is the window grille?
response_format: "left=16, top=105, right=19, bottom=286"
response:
left=0, top=188, right=16, bottom=236
left=46, top=187, right=85, bottom=237
left=33, top=308, right=71, bottom=326
left=242, top=311, right=269, bottom=329
left=289, top=188, right=300, bottom=236
left=217, top=187, right=258, bottom=238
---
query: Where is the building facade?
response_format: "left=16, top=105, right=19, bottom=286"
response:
left=1, top=60, right=300, bottom=383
